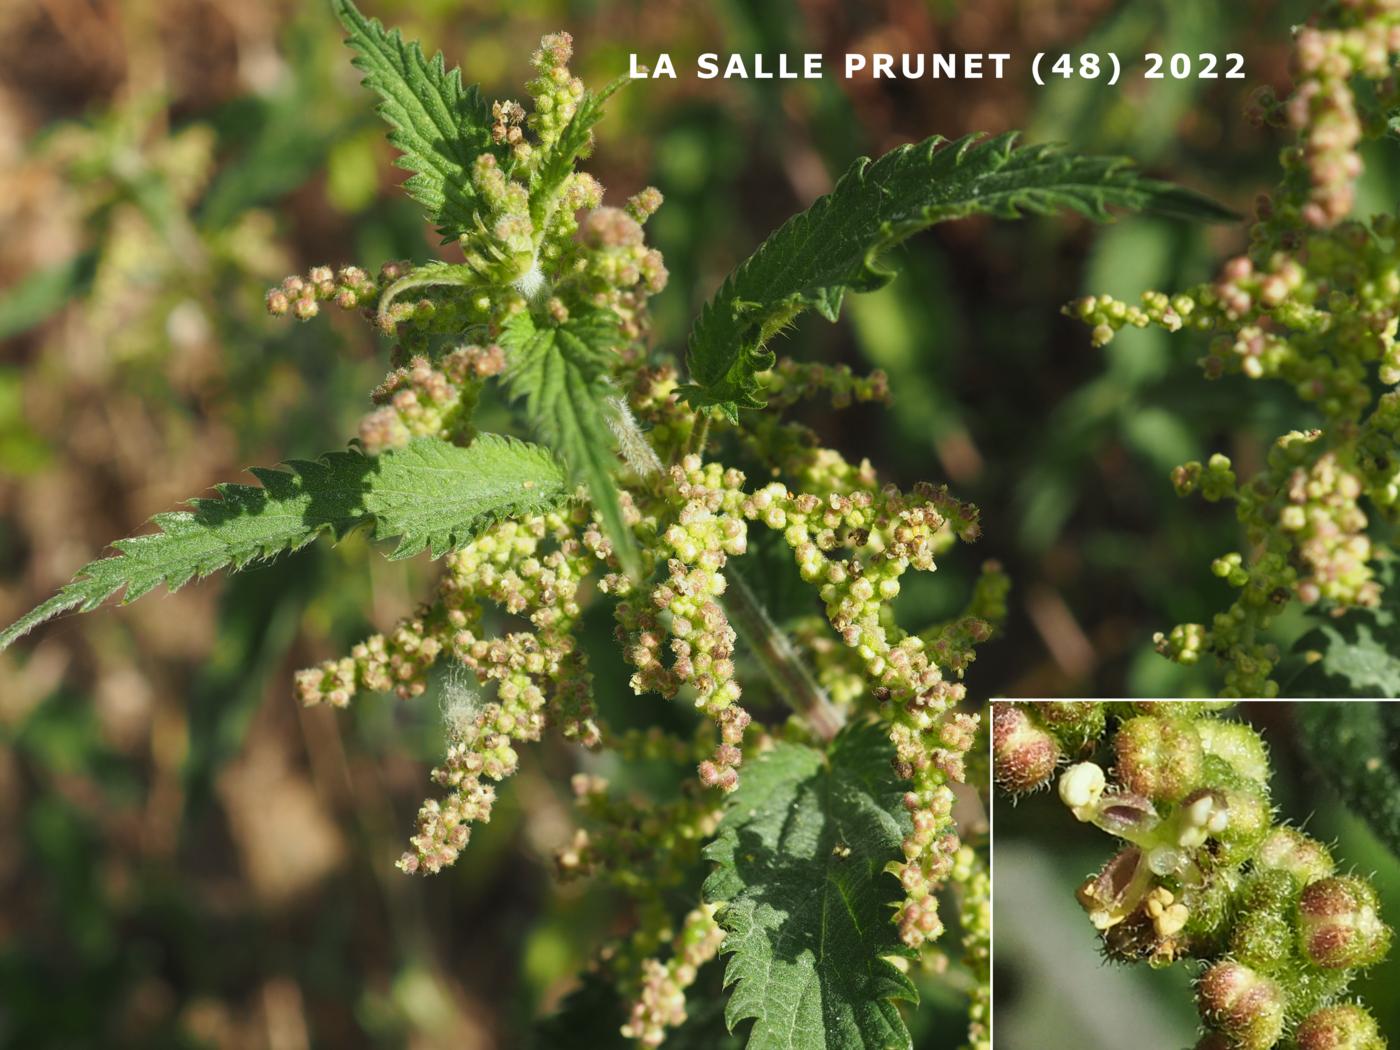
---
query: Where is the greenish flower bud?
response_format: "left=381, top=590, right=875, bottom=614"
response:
left=1212, top=785, right=1272, bottom=864
left=1255, top=827, right=1334, bottom=887
left=1230, top=871, right=1296, bottom=974
left=1033, top=700, right=1106, bottom=750
left=1115, top=715, right=1204, bottom=804
left=1120, top=700, right=1234, bottom=719
left=1196, top=720, right=1270, bottom=786
left=1296, top=876, right=1392, bottom=970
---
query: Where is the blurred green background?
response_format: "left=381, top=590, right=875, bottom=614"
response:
left=0, top=0, right=1385, bottom=1046
left=993, top=702, right=1400, bottom=1049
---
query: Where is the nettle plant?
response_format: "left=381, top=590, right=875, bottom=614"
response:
left=1073, top=0, right=1400, bottom=697
left=995, top=701, right=1393, bottom=1050
left=0, top=2, right=1230, bottom=1047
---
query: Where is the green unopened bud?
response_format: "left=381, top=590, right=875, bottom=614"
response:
left=1296, top=876, right=1391, bottom=969
left=1034, top=701, right=1106, bottom=750
left=1213, top=786, right=1272, bottom=864
left=1121, top=700, right=1234, bottom=719
left=1256, top=827, right=1334, bottom=887
left=1294, top=1004, right=1385, bottom=1050
left=1230, top=871, right=1296, bottom=973
left=1195, top=960, right=1286, bottom=1050
left=1115, top=715, right=1204, bottom=804
left=1195, top=720, right=1270, bottom=786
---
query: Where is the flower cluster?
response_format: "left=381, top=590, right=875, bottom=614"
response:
left=357, top=345, right=505, bottom=452
left=951, top=844, right=991, bottom=1050
left=996, top=702, right=1391, bottom=1050
left=726, top=439, right=984, bottom=949
left=620, top=905, right=726, bottom=1048
left=1069, top=0, right=1400, bottom=694
left=617, top=456, right=752, bottom=789
left=295, top=507, right=604, bottom=873
left=265, top=262, right=387, bottom=321
left=269, top=27, right=999, bottom=1045
left=763, top=358, right=892, bottom=409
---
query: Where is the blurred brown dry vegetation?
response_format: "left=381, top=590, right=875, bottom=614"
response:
left=0, top=0, right=1321, bottom=1047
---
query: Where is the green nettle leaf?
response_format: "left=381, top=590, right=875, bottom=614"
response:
left=1297, top=702, right=1400, bottom=858
left=528, top=75, right=627, bottom=230
left=703, top=722, right=917, bottom=1050
left=498, top=310, right=642, bottom=579
left=681, top=130, right=1238, bottom=417
left=1288, top=560, right=1400, bottom=698
left=0, top=435, right=568, bottom=650
left=332, top=0, right=497, bottom=240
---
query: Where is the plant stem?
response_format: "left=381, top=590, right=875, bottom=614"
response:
left=688, top=411, right=712, bottom=460
left=722, top=567, right=845, bottom=742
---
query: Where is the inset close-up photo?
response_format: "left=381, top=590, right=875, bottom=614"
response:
left=994, top=700, right=1400, bottom=1050
left=6, top=0, right=1400, bottom=1047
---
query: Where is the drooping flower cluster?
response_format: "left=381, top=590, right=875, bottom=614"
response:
left=620, top=905, right=726, bottom=1048
left=996, top=701, right=1391, bottom=1050
left=951, top=844, right=991, bottom=1050
left=1069, top=0, right=1400, bottom=695
left=727, top=436, right=986, bottom=949
left=617, top=456, right=752, bottom=790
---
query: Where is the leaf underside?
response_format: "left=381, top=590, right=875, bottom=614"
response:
left=703, top=722, right=917, bottom=1050
left=0, top=435, right=568, bottom=650
left=682, top=130, right=1237, bottom=417
left=499, top=310, right=641, bottom=579
left=332, top=0, right=498, bottom=241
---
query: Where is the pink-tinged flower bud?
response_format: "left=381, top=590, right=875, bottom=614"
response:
left=992, top=704, right=1061, bottom=793
left=1296, top=876, right=1391, bottom=970
left=1294, top=1004, right=1384, bottom=1050
left=1194, top=1034, right=1234, bottom=1050
left=1195, top=961, right=1286, bottom=1050
left=1256, top=826, right=1334, bottom=887
left=1115, top=716, right=1204, bottom=804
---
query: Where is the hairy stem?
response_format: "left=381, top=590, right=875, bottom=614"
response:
left=723, top=567, right=845, bottom=742
left=686, top=411, right=712, bottom=461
